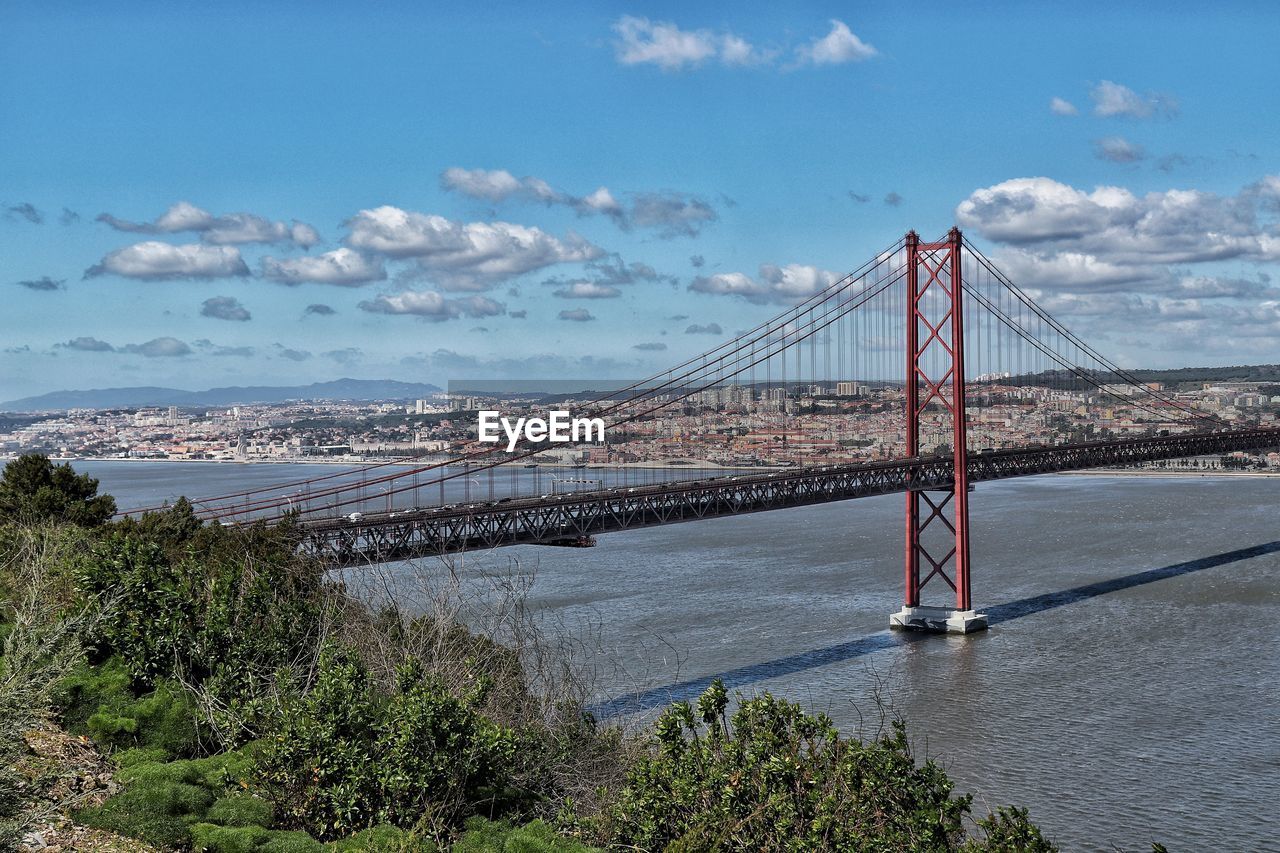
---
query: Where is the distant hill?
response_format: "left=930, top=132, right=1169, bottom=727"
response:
left=1, top=379, right=443, bottom=412
left=1010, top=364, right=1280, bottom=390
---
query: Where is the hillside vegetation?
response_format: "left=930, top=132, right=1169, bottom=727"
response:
left=0, top=453, right=1069, bottom=851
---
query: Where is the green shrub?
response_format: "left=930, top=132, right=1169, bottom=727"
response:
left=0, top=454, right=115, bottom=527
left=252, top=642, right=521, bottom=842
left=119, top=751, right=254, bottom=791
left=54, top=656, right=133, bottom=735
left=325, top=824, right=437, bottom=851
left=76, top=776, right=215, bottom=849
left=453, top=817, right=600, bottom=852
left=77, top=521, right=327, bottom=713
left=88, top=679, right=200, bottom=756
left=190, top=822, right=327, bottom=853
left=56, top=657, right=202, bottom=758
left=964, top=806, right=1057, bottom=852
left=604, top=679, right=976, bottom=851
left=259, top=830, right=328, bottom=853
left=209, top=792, right=275, bottom=828
left=191, top=823, right=273, bottom=853
left=115, top=746, right=173, bottom=768
left=78, top=749, right=262, bottom=848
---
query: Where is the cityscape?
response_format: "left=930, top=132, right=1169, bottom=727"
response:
left=5, top=377, right=1280, bottom=471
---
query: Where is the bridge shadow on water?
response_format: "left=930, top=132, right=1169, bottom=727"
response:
left=589, top=539, right=1280, bottom=719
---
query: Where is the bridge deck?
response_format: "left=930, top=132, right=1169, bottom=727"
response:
left=297, top=429, right=1280, bottom=567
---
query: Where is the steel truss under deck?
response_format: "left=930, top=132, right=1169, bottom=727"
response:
left=298, top=427, right=1280, bottom=568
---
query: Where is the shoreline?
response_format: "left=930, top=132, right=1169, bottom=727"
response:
left=1054, top=468, right=1280, bottom=478
left=24, top=455, right=1280, bottom=478
left=23, top=455, right=766, bottom=472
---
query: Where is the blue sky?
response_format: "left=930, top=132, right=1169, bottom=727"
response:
left=3, top=1, right=1279, bottom=399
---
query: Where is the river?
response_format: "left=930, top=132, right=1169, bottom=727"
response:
left=76, top=461, right=1280, bottom=851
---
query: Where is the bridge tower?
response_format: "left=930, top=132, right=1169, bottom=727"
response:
left=890, top=228, right=988, bottom=633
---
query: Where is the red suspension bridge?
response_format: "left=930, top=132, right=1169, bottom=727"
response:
left=119, top=229, right=1280, bottom=632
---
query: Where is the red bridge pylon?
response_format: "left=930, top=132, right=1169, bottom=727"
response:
left=890, top=228, right=988, bottom=633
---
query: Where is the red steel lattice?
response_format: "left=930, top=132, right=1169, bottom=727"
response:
left=904, top=228, right=972, bottom=610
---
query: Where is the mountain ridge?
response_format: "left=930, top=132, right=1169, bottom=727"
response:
left=1, top=378, right=443, bottom=411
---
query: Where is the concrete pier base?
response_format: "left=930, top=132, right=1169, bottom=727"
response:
left=889, top=605, right=988, bottom=634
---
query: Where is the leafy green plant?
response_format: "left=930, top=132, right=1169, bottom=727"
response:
left=189, top=822, right=325, bottom=853
left=251, top=642, right=522, bottom=843
left=56, top=657, right=201, bottom=758
left=0, top=454, right=115, bottom=527
left=601, top=679, right=1044, bottom=852
left=0, top=523, right=104, bottom=847
left=76, top=750, right=257, bottom=848
left=76, top=773, right=216, bottom=849
left=76, top=522, right=328, bottom=719
left=452, top=816, right=600, bottom=852
left=963, top=806, right=1057, bottom=852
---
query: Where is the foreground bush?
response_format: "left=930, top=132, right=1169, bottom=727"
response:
left=0, top=458, right=1060, bottom=851
left=600, top=679, right=1054, bottom=852
left=75, top=750, right=251, bottom=848
left=251, top=642, right=522, bottom=842
left=0, top=455, right=115, bottom=527
left=78, top=517, right=326, bottom=710
left=0, top=523, right=104, bottom=847
left=57, top=657, right=201, bottom=758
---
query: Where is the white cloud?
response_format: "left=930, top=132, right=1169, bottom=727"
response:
left=343, top=206, right=601, bottom=290
left=192, top=339, right=254, bottom=357
left=1094, top=136, right=1146, bottom=163
left=442, top=167, right=624, bottom=221
left=97, top=201, right=319, bottom=248
left=719, top=34, right=763, bottom=66
left=261, top=248, right=386, bottom=286
left=553, top=281, right=622, bottom=299
left=1248, top=175, right=1280, bottom=211
left=441, top=168, right=714, bottom=237
left=154, top=201, right=214, bottom=232
left=55, top=335, right=200, bottom=358
left=690, top=263, right=842, bottom=304
left=612, top=17, right=872, bottom=71
left=797, top=20, right=877, bottom=65
left=630, top=192, right=718, bottom=237
left=358, top=290, right=505, bottom=322
left=612, top=16, right=724, bottom=70
left=958, top=174, right=1280, bottom=360
left=440, top=167, right=525, bottom=202
left=579, top=186, right=624, bottom=218
left=688, top=271, right=766, bottom=300
left=275, top=345, right=312, bottom=361
left=200, top=295, right=251, bottom=322
left=558, top=308, right=595, bottom=322
left=289, top=222, right=321, bottom=248
left=58, top=336, right=114, bottom=352
left=85, top=242, right=250, bottom=280
left=120, top=337, right=191, bottom=357
left=956, top=176, right=1280, bottom=264
left=1049, top=97, right=1078, bottom=116
left=201, top=213, right=300, bottom=245
left=1090, top=80, right=1178, bottom=119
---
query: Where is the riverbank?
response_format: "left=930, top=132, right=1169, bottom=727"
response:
left=1056, top=468, right=1280, bottom=478
left=28, top=454, right=1280, bottom=479
left=15, top=455, right=768, bottom=472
